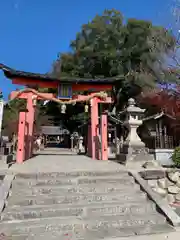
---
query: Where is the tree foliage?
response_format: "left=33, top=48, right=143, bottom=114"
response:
left=52, top=9, right=177, bottom=110
left=2, top=98, right=53, bottom=137
left=166, top=0, right=180, bottom=71
left=2, top=99, right=26, bottom=137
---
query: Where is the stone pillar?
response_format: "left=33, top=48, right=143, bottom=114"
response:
left=70, top=135, right=74, bottom=151
left=116, top=137, right=120, bottom=156
left=78, top=136, right=84, bottom=154
left=12, top=133, right=17, bottom=153
left=120, top=98, right=150, bottom=165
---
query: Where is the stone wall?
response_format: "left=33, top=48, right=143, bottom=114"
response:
left=141, top=170, right=180, bottom=204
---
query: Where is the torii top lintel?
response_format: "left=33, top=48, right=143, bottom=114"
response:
left=0, top=64, right=117, bottom=93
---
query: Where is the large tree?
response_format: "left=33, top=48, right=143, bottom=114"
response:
left=52, top=9, right=177, bottom=111
left=167, top=0, right=180, bottom=71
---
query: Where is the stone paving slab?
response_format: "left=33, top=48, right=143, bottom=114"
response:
left=10, top=182, right=140, bottom=197
left=9, top=148, right=126, bottom=174
left=15, top=170, right=129, bottom=179
left=6, top=224, right=173, bottom=240
left=0, top=213, right=167, bottom=234
left=7, top=192, right=147, bottom=207
left=12, top=176, right=135, bottom=188
left=4, top=229, right=180, bottom=240
left=2, top=201, right=156, bottom=221
left=111, top=228, right=180, bottom=240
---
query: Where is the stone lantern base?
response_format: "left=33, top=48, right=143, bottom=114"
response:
left=117, top=141, right=155, bottom=167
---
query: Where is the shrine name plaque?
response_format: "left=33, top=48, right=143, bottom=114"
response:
left=58, top=84, right=72, bottom=99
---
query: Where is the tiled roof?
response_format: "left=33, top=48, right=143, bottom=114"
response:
left=0, top=63, right=119, bottom=84
left=0, top=63, right=57, bottom=82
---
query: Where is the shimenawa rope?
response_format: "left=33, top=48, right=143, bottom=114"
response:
left=11, top=88, right=108, bottom=104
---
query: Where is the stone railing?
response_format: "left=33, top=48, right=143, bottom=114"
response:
left=140, top=169, right=180, bottom=205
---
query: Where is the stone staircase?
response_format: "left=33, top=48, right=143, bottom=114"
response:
left=0, top=171, right=174, bottom=239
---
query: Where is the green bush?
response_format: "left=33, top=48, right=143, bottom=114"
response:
left=172, top=147, right=180, bottom=167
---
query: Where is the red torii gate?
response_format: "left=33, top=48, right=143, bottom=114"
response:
left=0, top=64, right=114, bottom=163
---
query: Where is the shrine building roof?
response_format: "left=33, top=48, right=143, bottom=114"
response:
left=0, top=63, right=118, bottom=84
left=143, top=111, right=176, bottom=121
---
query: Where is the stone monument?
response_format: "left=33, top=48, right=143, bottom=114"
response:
left=119, top=98, right=154, bottom=166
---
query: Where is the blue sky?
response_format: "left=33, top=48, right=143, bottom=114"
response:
left=0, top=0, right=172, bottom=99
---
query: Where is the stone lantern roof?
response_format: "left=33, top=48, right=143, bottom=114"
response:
left=126, top=98, right=145, bottom=113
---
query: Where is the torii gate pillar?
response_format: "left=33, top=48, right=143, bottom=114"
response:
left=25, top=92, right=36, bottom=160
left=90, top=96, right=111, bottom=160
left=90, top=97, right=99, bottom=160
left=17, top=111, right=27, bottom=163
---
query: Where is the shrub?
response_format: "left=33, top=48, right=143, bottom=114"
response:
left=172, top=147, right=180, bottom=167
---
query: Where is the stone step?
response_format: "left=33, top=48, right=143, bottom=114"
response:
left=10, top=181, right=140, bottom=196
left=15, top=170, right=129, bottom=179
left=2, top=235, right=27, bottom=240
left=2, top=202, right=156, bottom=221
left=7, top=192, right=147, bottom=207
left=0, top=214, right=168, bottom=236
left=12, top=175, right=135, bottom=187
left=9, top=224, right=174, bottom=240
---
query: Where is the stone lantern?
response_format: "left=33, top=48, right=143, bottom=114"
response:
left=78, top=136, right=84, bottom=154
left=119, top=98, right=151, bottom=165
left=123, top=98, right=145, bottom=147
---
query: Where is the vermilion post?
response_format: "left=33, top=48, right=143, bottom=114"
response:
left=17, top=111, right=26, bottom=163
left=101, top=113, right=108, bottom=160
left=90, top=97, right=99, bottom=160
left=25, top=93, right=35, bottom=160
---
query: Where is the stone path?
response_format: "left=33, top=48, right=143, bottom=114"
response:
left=0, top=148, right=177, bottom=239
left=9, top=148, right=126, bottom=174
